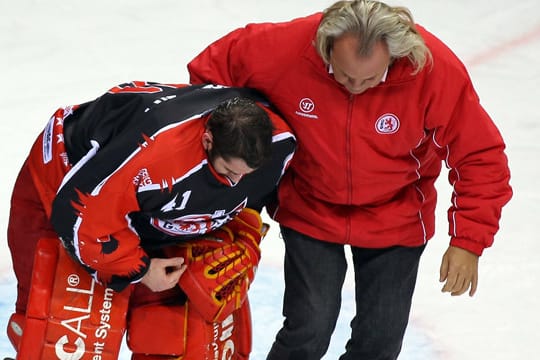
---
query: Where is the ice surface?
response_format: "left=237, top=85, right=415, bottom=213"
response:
left=1, top=1, right=539, bottom=359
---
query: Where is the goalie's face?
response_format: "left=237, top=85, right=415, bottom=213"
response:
left=211, top=156, right=255, bottom=184
left=202, top=131, right=256, bottom=184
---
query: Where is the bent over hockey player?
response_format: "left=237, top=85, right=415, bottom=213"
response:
left=5, top=82, right=295, bottom=359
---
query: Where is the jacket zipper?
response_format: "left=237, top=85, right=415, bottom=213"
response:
left=345, top=94, right=355, bottom=244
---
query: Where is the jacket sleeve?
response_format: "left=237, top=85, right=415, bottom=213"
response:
left=188, top=27, right=241, bottom=86
left=188, top=22, right=295, bottom=88
left=426, top=61, right=512, bottom=255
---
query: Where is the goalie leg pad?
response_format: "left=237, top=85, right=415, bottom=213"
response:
left=127, top=284, right=187, bottom=355
left=17, top=237, right=130, bottom=360
left=127, top=289, right=253, bottom=360
left=7, top=159, right=59, bottom=316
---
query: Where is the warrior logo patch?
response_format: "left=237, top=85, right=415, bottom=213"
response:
left=299, top=98, right=315, bottom=113
left=375, top=113, right=400, bottom=134
left=295, top=97, right=318, bottom=119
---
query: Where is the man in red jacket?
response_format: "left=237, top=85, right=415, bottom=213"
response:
left=188, top=1, right=512, bottom=359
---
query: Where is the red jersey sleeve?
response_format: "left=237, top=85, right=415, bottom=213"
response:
left=70, top=168, right=149, bottom=290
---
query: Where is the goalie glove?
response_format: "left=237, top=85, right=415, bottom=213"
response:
left=163, top=208, right=268, bottom=322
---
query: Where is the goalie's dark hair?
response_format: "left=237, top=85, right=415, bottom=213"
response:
left=206, top=97, right=274, bottom=169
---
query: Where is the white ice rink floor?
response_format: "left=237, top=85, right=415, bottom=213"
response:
left=1, top=1, right=539, bottom=359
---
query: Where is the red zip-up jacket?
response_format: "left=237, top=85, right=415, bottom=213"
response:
left=188, top=13, right=512, bottom=255
left=27, top=82, right=295, bottom=290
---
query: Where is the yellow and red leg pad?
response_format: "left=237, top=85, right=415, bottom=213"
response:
left=127, top=283, right=252, bottom=360
left=14, top=237, right=130, bottom=360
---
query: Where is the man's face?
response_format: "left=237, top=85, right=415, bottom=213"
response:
left=202, top=130, right=255, bottom=184
left=211, top=156, right=255, bottom=184
left=329, top=34, right=390, bottom=95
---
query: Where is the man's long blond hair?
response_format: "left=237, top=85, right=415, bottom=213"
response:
left=316, top=0, right=432, bottom=74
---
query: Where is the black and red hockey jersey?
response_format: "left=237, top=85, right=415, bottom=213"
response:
left=28, top=82, right=295, bottom=290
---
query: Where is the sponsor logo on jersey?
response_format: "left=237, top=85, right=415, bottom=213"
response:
left=295, top=97, right=319, bottom=119
left=42, top=116, right=55, bottom=164
left=133, top=168, right=153, bottom=187
left=152, top=200, right=247, bottom=236
left=60, top=152, right=70, bottom=168
left=43, top=106, right=73, bottom=164
left=375, top=113, right=400, bottom=134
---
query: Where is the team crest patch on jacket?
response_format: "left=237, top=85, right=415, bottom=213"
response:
left=375, top=113, right=400, bottom=134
